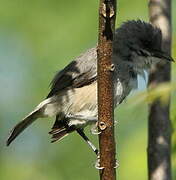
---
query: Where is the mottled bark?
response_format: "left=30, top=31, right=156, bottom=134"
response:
left=148, top=0, right=172, bottom=180
left=97, top=0, right=117, bottom=180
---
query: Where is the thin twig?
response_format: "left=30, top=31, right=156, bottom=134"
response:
left=97, top=0, right=117, bottom=180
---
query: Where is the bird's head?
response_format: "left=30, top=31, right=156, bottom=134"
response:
left=113, top=20, right=173, bottom=73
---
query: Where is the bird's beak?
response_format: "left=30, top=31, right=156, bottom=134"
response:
left=152, top=50, right=174, bottom=62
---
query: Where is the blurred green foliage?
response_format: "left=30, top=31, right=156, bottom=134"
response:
left=0, top=0, right=175, bottom=179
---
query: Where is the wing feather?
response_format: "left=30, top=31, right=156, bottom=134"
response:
left=47, top=47, right=97, bottom=98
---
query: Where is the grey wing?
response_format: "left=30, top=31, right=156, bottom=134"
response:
left=47, top=47, right=97, bottom=98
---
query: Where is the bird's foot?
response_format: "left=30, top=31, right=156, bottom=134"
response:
left=94, top=153, right=104, bottom=170
left=91, top=122, right=101, bottom=135
left=114, top=119, right=118, bottom=125
left=94, top=156, right=119, bottom=169
left=114, top=160, right=119, bottom=168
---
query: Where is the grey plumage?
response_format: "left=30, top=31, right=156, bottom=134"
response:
left=6, top=20, right=173, bottom=147
left=47, top=48, right=97, bottom=98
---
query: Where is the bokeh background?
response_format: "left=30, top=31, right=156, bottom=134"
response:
left=0, top=0, right=176, bottom=180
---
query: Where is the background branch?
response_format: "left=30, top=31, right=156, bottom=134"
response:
left=148, top=0, right=172, bottom=179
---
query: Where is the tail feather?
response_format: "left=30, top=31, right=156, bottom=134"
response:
left=49, top=118, right=76, bottom=143
left=51, top=129, right=69, bottom=143
left=6, top=110, right=40, bottom=146
left=49, top=127, right=65, bottom=135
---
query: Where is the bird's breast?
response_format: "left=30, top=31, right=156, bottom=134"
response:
left=68, top=81, right=97, bottom=116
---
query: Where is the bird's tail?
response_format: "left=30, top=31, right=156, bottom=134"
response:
left=6, top=109, right=41, bottom=146
left=49, top=118, right=75, bottom=143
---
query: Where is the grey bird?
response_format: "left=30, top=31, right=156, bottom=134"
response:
left=6, top=20, right=173, bottom=154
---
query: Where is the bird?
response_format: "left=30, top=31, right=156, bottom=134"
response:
left=6, top=20, right=173, bottom=154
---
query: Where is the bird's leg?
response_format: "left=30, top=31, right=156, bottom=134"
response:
left=76, top=129, right=98, bottom=155
left=76, top=129, right=105, bottom=169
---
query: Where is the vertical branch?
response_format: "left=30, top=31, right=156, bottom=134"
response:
left=97, top=0, right=116, bottom=180
left=148, top=0, right=172, bottom=180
